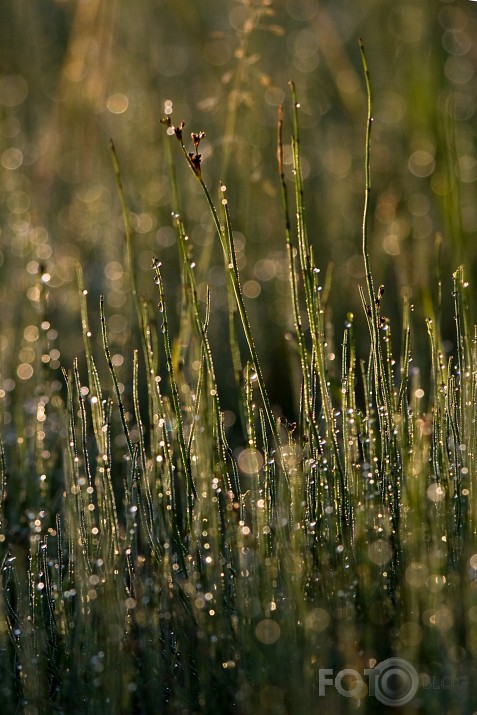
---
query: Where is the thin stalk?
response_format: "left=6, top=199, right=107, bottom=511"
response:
left=397, top=299, right=411, bottom=410
left=359, top=39, right=376, bottom=316
left=288, top=83, right=345, bottom=504
left=152, top=262, right=197, bottom=522
left=186, top=288, right=209, bottom=460
left=220, top=188, right=281, bottom=455
left=0, top=438, right=5, bottom=537
left=100, top=295, right=134, bottom=459
left=165, top=121, right=282, bottom=460
left=73, top=359, right=94, bottom=489
left=277, top=103, right=321, bottom=452
left=163, top=123, right=244, bottom=434
left=359, top=41, right=399, bottom=488
left=132, top=349, right=147, bottom=475
left=170, top=213, right=240, bottom=499
left=76, top=264, right=106, bottom=456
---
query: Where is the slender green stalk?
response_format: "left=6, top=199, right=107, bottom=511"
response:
left=168, top=213, right=240, bottom=499
left=220, top=187, right=282, bottom=452
left=288, top=83, right=346, bottom=537
left=0, top=438, right=5, bottom=537
left=100, top=295, right=134, bottom=459
left=359, top=42, right=402, bottom=574
left=152, top=262, right=197, bottom=522
left=359, top=39, right=376, bottom=313
left=277, top=104, right=321, bottom=453
left=76, top=264, right=107, bottom=456
left=164, top=120, right=283, bottom=464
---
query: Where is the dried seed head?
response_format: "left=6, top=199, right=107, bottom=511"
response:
left=191, top=131, right=206, bottom=150
left=174, top=121, right=186, bottom=141
left=188, top=152, right=202, bottom=178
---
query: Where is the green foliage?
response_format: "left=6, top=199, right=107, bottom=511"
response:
left=1, top=2, right=477, bottom=713
left=0, top=73, right=476, bottom=715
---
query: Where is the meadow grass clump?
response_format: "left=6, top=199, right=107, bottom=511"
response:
left=1, top=59, right=477, bottom=715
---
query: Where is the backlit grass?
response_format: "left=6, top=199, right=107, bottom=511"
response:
left=0, top=44, right=476, bottom=713
left=4, top=3, right=477, bottom=712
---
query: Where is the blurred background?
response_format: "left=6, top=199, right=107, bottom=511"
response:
left=1, top=0, right=477, bottom=422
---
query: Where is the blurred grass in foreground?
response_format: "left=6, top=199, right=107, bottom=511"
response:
left=2, top=0, right=477, bottom=402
